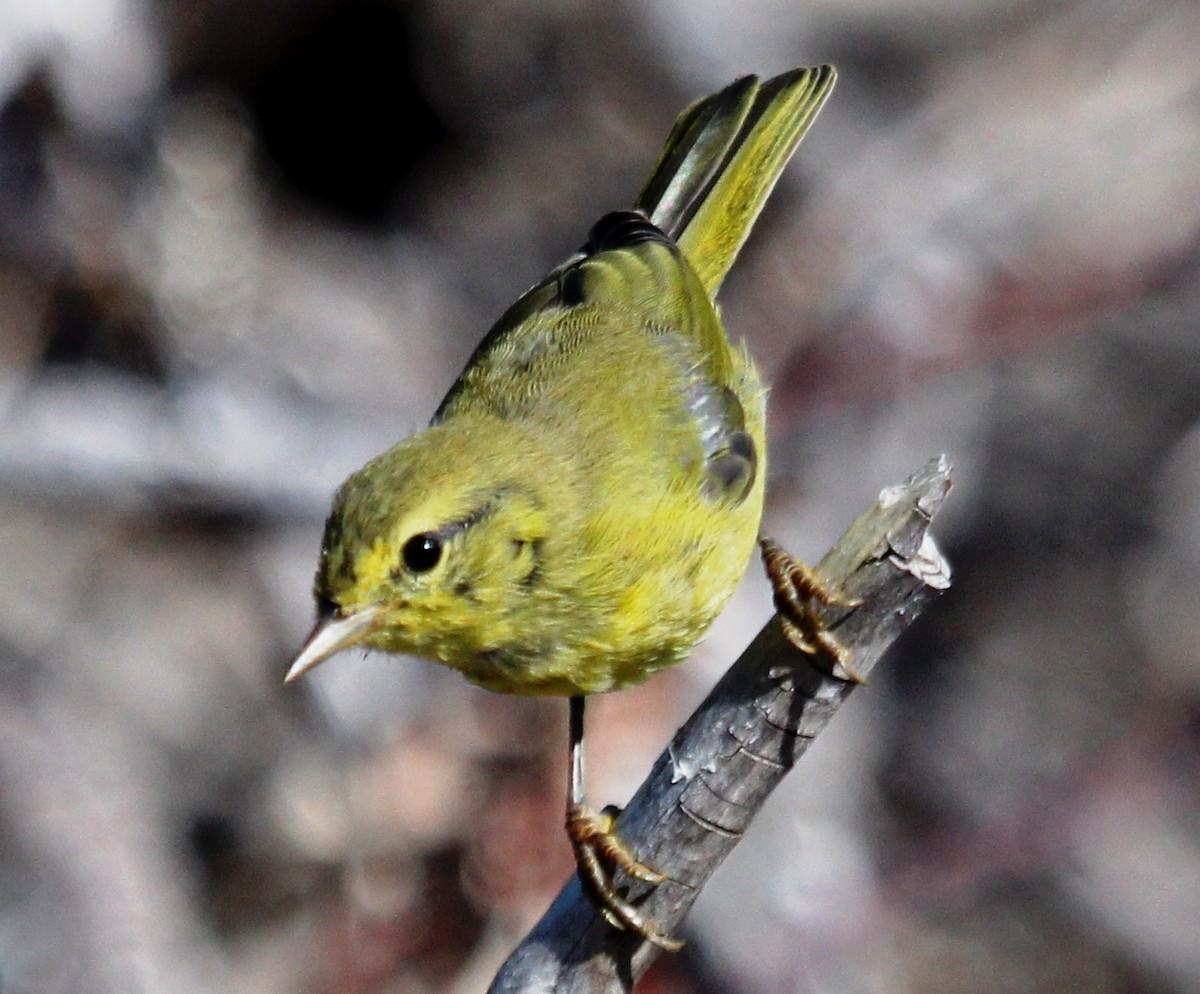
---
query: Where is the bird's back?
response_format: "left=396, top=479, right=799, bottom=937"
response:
left=430, top=215, right=765, bottom=693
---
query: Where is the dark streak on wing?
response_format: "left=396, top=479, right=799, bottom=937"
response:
left=704, top=427, right=756, bottom=502
left=434, top=212, right=675, bottom=422
left=586, top=211, right=671, bottom=252
left=556, top=211, right=672, bottom=306
left=696, top=386, right=757, bottom=503
left=431, top=275, right=561, bottom=422
left=660, top=333, right=758, bottom=504
left=582, top=211, right=757, bottom=502
left=557, top=265, right=587, bottom=307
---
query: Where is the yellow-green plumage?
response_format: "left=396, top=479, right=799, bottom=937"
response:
left=291, top=65, right=837, bottom=698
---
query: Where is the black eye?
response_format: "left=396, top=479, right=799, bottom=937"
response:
left=402, top=532, right=443, bottom=573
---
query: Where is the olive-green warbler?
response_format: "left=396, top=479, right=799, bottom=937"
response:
left=287, top=64, right=837, bottom=948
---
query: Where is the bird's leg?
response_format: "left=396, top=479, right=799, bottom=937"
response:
left=565, top=695, right=683, bottom=951
left=759, top=536, right=865, bottom=683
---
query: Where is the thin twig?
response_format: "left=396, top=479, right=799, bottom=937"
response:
left=490, top=456, right=954, bottom=993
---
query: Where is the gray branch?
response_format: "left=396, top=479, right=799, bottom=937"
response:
left=489, top=456, right=954, bottom=994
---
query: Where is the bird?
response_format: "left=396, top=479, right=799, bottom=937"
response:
left=285, top=64, right=837, bottom=949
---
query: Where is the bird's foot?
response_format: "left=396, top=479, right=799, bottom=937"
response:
left=759, top=536, right=864, bottom=683
left=566, top=802, right=683, bottom=951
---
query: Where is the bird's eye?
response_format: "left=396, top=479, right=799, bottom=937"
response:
left=402, top=532, right=443, bottom=573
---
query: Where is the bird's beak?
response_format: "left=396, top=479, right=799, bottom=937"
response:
left=284, top=605, right=381, bottom=683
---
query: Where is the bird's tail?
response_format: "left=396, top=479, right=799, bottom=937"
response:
left=636, top=64, right=836, bottom=298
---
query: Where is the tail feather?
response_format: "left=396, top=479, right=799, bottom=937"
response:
left=636, top=64, right=837, bottom=298
left=636, top=75, right=759, bottom=243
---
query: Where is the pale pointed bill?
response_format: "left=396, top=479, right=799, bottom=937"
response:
left=284, top=606, right=381, bottom=683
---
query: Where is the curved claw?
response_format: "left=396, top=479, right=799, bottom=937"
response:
left=759, top=535, right=865, bottom=683
left=567, top=803, right=683, bottom=951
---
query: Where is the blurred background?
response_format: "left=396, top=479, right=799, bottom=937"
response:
left=2, top=0, right=1199, bottom=991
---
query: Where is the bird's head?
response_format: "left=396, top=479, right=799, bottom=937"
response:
left=284, top=422, right=555, bottom=683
